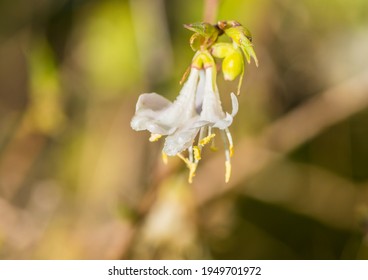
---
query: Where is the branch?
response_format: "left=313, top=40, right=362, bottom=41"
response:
left=203, top=0, right=219, bottom=23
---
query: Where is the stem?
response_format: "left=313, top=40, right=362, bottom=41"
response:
left=203, top=0, right=219, bottom=23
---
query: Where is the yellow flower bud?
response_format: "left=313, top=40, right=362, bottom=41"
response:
left=211, top=42, right=234, bottom=58
left=218, top=21, right=258, bottom=67
left=222, top=49, right=243, bottom=81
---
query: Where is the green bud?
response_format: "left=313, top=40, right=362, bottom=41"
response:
left=211, top=42, right=235, bottom=58
left=189, top=33, right=205, bottom=51
left=184, top=22, right=217, bottom=37
left=230, top=27, right=258, bottom=66
left=222, top=49, right=244, bottom=81
left=218, top=21, right=258, bottom=67
left=184, top=22, right=220, bottom=49
left=218, top=21, right=252, bottom=41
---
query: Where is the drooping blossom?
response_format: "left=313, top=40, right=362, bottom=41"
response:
left=163, top=52, right=238, bottom=182
left=131, top=50, right=238, bottom=182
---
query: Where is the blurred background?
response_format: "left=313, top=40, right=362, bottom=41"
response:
left=1, top=0, right=368, bottom=259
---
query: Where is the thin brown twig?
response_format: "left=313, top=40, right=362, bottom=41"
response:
left=203, top=0, right=219, bottom=23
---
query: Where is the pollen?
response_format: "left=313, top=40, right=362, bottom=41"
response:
left=177, top=153, right=198, bottom=183
left=188, top=163, right=197, bottom=184
left=149, top=133, right=162, bottom=142
left=199, top=133, right=216, bottom=146
left=229, top=144, right=234, bottom=157
left=193, top=146, right=201, bottom=160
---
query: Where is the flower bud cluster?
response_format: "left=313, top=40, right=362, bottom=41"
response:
left=185, top=20, right=258, bottom=95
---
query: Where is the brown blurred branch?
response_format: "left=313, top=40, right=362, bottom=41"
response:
left=203, top=0, right=219, bottom=23
left=193, top=70, right=368, bottom=207
left=0, top=120, right=47, bottom=200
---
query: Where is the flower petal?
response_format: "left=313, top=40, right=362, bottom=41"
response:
left=130, top=68, right=200, bottom=135
left=158, top=68, right=199, bottom=123
left=131, top=93, right=176, bottom=134
left=163, top=124, right=200, bottom=156
left=213, top=113, right=233, bottom=129
left=195, top=70, right=206, bottom=114
left=230, top=92, right=239, bottom=117
left=200, top=67, right=226, bottom=123
left=198, top=68, right=238, bottom=129
left=135, top=93, right=172, bottom=112
left=212, top=92, right=239, bottom=129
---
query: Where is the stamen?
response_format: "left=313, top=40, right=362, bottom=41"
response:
left=193, top=127, right=206, bottom=165
left=149, top=133, right=162, bottom=142
left=193, top=146, right=201, bottom=160
left=221, top=130, right=232, bottom=183
left=161, top=151, right=168, bottom=165
left=196, top=126, right=207, bottom=152
left=199, top=133, right=216, bottom=146
left=177, top=153, right=197, bottom=184
left=225, top=161, right=231, bottom=183
left=188, top=163, right=197, bottom=184
left=177, top=153, right=191, bottom=167
left=188, top=146, right=194, bottom=164
left=225, top=128, right=234, bottom=157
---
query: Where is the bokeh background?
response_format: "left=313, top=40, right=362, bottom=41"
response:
left=1, top=0, right=368, bottom=259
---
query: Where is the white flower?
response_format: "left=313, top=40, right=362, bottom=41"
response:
left=130, top=67, right=200, bottom=138
left=131, top=50, right=239, bottom=183
left=164, top=66, right=238, bottom=182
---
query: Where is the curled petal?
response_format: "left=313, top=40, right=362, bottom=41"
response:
left=212, top=93, right=238, bottom=129
left=230, top=92, right=239, bottom=117
left=131, top=93, right=177, bottom=134
left=135, top=93, right=171, bottom=112
left=213, top=113, right=233, bottom=130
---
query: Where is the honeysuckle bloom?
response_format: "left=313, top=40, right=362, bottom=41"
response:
left=131, top=20, right=257, bottom=183
left=131, top=49, right=238, bottom=183
left=130, top=66, right=200, bottom=140
left=163, top=62, right=238, bottom=183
